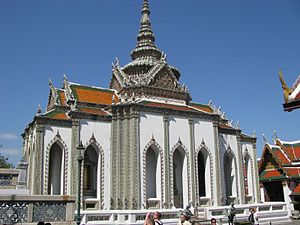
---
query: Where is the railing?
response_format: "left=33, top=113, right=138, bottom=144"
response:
left=81, top=209, right=180, bottom=225
left=0, top=168, right=19, bottom=189
left=204, top=202, right=290, bottom=224
left=0, top=195, right=75, bottom=225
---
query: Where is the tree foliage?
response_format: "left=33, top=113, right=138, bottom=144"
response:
left=0, top=154, right=13, bottom=168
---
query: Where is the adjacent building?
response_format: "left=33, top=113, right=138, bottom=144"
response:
left=21, top=0, right=260, bottom=211
left=259, top=138, right=300, bottom=210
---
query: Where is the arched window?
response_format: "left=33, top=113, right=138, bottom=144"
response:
left=48, top=142, right=64, bottom=195
left=224, top=151, right=237, bottom=203
left=146, top=147, right=159, bottom=199
left=83, top=146, right=98, bottom=197
left=173, top=147, right=187, bottom=208
left=244, top=154, right=253, bottom=198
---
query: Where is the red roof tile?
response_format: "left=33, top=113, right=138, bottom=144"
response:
left=284, top=168, right=300, bottom=178
left=291, top=183, right=300, bottom=195
left=260, top=169, right=286, bottom=181
left=281, top=143, right=300, bottom=162
left=272, top=147, right=290, bottom=165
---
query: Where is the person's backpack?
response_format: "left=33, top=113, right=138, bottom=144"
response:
left=248, top=213, right=254, bottom=223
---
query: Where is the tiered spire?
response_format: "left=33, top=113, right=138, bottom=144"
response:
left=130, top=0, right=162, bottom=61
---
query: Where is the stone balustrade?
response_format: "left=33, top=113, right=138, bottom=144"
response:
left=0, top=195, right=75, bottom=225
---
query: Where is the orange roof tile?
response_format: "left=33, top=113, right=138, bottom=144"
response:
left=71, top=85, right=118, bottom=105
left=79, top=107, right=109, bottom=116
left=189, top=103, right=214, bottom=113
left=44, top=110, right=69, bottom=120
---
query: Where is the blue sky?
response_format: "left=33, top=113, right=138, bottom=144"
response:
left=0, top=0, right=300, bottom=166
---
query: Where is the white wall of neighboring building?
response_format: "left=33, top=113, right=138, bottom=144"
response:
left=80, top=119, right=111, bottom=209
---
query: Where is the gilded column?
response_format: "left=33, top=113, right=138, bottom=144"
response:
left=236, top=135, right=245, bottom=204
left=70, top=119, right=80, bottom=195
left=188, top=117, right=196, bottom=206
left=213, top=121, right=222, bottom=206
left=33, top=123, right=44, bottom=194
left=163, top=114, right=170, bottom=208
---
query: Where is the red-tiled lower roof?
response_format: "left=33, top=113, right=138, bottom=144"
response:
left=260, top=169, right=286, bottom=181
left=43, top=110, right=69, bottom=120
left=284, top=168, right=300, bottom=178
left=78, top=107, right=109, bottom=116
left=189, top=103, right=214, bottom=113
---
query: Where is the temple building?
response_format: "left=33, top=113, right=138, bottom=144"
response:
left=279, top=70, right=300, bottom=112
left=21, top=0, right=260, bottom=211
left=259, top=138, right=300, bottom=210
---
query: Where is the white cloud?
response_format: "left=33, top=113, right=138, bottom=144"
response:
left=0, top=147, right=22, bottom=156
left=0, top=133, right=19, bottom=140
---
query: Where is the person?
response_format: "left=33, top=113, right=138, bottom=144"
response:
left=153, top=211, right=163, bottom=225
left=145, top=218, right=155, bottom=225
left=37, top=222, right=45, bottom=225
left=248, top=208, right=259, bottom=225
left=144, top=212, right=163, bottom=225
left=211, top=218, right=217, bottom=224
left=228, top=203, right=236, bottom=225
left=177, top=213, right=191, bottom=225
left=184, top=204, right=194, bottom=221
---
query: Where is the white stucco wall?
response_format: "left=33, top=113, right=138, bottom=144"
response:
left=169, top=115, right=190, bottom=207
left=139, top=112, right=164, bottom=207
left=80, top=119, right=111, bottom=209
left=194, top=119, right=214, bottom=202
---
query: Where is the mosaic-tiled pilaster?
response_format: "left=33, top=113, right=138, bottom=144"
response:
left=213, top=121, right=222, bottom=206
left=236, top=135, right=245, bottom=204
left=188, top=117, right=196, bottom=206
left=33, top=123, right=44, bottom=194
left=70, top=119, right=80, bottom=195
left=163, top=114, right=170, bottom=208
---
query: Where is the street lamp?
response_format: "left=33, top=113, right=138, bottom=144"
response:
left=76, top=141, right=85, bottom=225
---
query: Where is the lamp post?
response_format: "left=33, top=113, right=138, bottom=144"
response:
left=76, top=141, right=84, bottom=225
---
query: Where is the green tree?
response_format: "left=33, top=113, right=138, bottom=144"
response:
left=0, top=154, right=13, bottom=168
